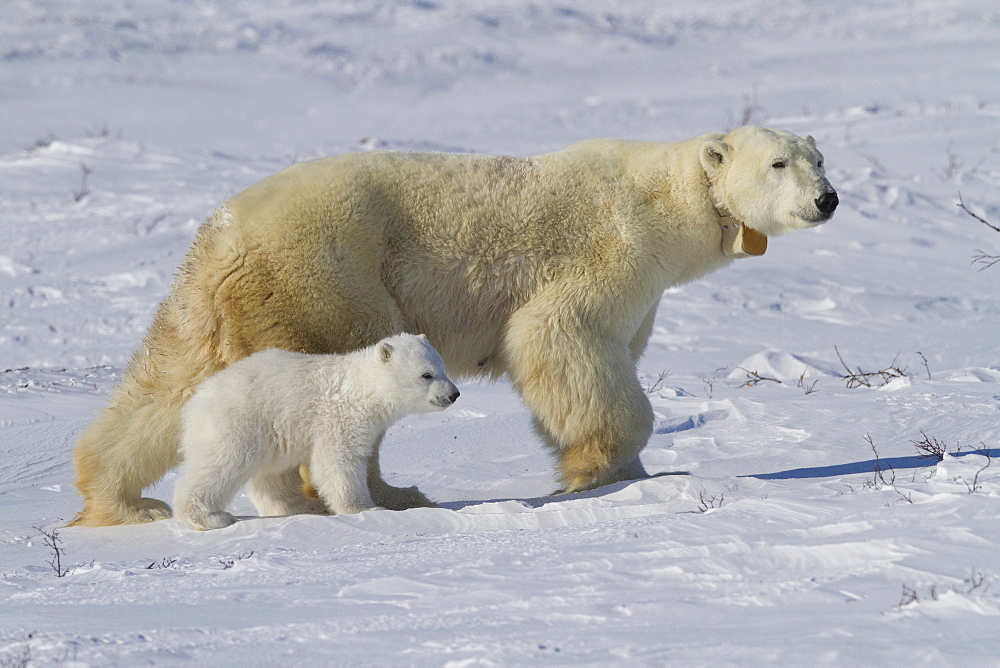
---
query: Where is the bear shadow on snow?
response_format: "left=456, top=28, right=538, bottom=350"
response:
left=747, top=449, right=1000, bottom=481
left=437, top=471, right=693, bottom=513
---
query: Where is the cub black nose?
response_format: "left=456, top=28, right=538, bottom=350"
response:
left=816, top=191, right=839, bottom=214
left=449, top=390, right=461, bottom=404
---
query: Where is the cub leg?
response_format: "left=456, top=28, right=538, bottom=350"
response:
left=249, top=468, right=328, bottom=517
left=173, top=426, right=259, bottom=530
left=309, top=432, right=382, bottom=515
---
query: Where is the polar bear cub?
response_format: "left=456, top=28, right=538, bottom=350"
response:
left=173, top=334, right=460, bottom=530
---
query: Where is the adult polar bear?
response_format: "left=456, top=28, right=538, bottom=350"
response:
left=69, top=125, right=838, bottom=527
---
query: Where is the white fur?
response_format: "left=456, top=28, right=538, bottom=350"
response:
left=699, top=126, right=836, bottom=236
left=173, top=334, right=459, bottom=530
left=70, top=125, right=836, bottom=527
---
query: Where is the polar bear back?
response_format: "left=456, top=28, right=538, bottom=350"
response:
left=214, top=141, right=730, bottom=375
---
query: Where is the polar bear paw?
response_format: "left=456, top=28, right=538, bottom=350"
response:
left=185, top=510, right=237, bottom=531
left=132, top=497, right=174, bottom=522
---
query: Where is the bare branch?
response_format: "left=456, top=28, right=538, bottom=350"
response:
left=797, top=371, right=819, bottom=394
left=972, top=250, right=1000, bottom=271
left=911, top=430, right=949, bottom=461
left=958, top=194, right=1000, bottom=232
left=644, top=369, right=671, bottom=394
left=962, top=447, right=991, bottom=494
left=72, top=163, right=92, bottom=203
left=34, top=526, right=69, bottom=577
left=863, top=434, right=895, bottom=489
left=737, top=367, right=782, bottom=388
left=897, top=584, right=920, bottom=607
left=967, top=569, right=989, bottom=594
left=916, top=352, right=931, bottom=380
left=836, top=347, right=906, bottom=389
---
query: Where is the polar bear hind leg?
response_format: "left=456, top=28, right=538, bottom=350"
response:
left=67, top=365, right=189, bottom=527
left=172, top=420, right=261, bottom=530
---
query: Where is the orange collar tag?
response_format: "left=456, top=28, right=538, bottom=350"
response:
left=721, top=220, right=767, bottom=258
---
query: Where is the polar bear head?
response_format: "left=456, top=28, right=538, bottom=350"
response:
left=700, top=126, right=838, bottom=237
left=374, top=333, right=460, bottom=414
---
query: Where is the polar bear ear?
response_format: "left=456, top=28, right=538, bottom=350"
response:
left=700, top=140, right=730, bottom=177
left=417, top=333, right=428, bottom=341
left=804, top=134, right=816, bottom=148
left=380, top=342, right=394, bottom=363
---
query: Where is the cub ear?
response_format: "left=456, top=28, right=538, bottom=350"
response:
left=804, top=134, right=817, bottom=148
left=417, top=333, right=428, bottom=341
left=700, top=140, right=731, bottom=177
left=380, top=342, right=394, bottom=363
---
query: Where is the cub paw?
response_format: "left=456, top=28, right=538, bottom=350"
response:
left=184, top=510, right=236, bottom=531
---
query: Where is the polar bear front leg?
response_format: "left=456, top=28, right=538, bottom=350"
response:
left=616, top=303, right=659, bottom=483
left=505, top=302, right=654, bottom=493
left=310, top=435, right=383, bottom=515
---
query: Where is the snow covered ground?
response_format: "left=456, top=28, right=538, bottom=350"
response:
left=2, top=1, right=999, bottom=664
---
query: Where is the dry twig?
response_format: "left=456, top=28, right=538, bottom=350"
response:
left=738, top=367, right=782, bottom=388
left=836, top=347, right=906, bottom=388
left=958, top=194, right=1000, bottom=270
left=911, top=430, right=949, bottom=461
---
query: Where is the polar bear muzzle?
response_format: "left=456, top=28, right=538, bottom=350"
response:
left=432, top=388, right=461, bottom=409
left=815, top=191, right=839, bottom=216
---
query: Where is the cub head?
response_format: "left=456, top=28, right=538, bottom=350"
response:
left=375, top=333, right=460, bottom=414
left=699, top=125, right=838, bottom=237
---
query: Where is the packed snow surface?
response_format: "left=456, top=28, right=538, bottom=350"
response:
left=2, top=1, right=999, bottom=665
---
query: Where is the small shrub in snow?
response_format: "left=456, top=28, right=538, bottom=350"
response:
left=33, top=526, right=68, bottom=578
left=916, top=351, right=932, bottom=379
left=959, top=449, right=991, bottom=494
left=737, top=367, right=782, bottom=388
left=688, top=492, right=725, bottom=514
left=0, top=632, right=33, bottom=668
left=911, top=430, right=950, bottom=461
left=218, top=551, right=254, bottom=570
left=863, top=434, right=895, bottom=490
left=72, top=163, right=92, bottom=203
left=966, top=569, right=989, bottom=594
left=897, top=584, right=920, bottom=607
left=643, top=369, right=671, bottom=394
left=958, top=194, right=1000, bottom=270
left=796, top=372, right=819, bottom=395
left=835, top=347, right=906, bottom=389
left=897, top=584, right=939, bottom=608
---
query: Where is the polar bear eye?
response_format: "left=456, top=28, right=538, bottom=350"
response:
left=817, top=159, right=824, bottom=168
left=421, top=372, right=434, bottom=380
left=771, top=160, right=786, bottom=169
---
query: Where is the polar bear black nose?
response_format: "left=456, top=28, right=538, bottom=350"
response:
left=449, top=390, right=461, bottom=404
left=816, top=191, right=839, bottom=214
